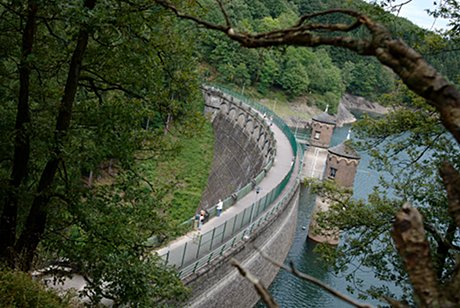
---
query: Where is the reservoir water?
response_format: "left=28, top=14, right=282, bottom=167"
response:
left=257, top=125, right=398, bottom=307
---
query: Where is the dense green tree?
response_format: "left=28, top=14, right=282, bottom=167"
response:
left=259, top=0, right=294, bottom=17
left=280, top=59, right=310, bottom=97
left=314, top=85, right=460, bottom=302
left=0, top=0, right=203, bottom=304
left=0, top=269, right=71, bottom=307
left=258, top=52, right=281, bottom=93
left=278, top=48, right=309, bottom=97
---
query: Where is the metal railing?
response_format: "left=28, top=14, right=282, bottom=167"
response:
left=148, top=87, right=278, bottom=244
left=211, top=84, right=298, bottom=156
left=177, top=146, right=304, bottom=279
left=157, top=85, right=301, bottom=278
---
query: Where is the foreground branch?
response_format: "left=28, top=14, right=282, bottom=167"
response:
left=440, top=162, right=460, bottom=229
left=391, top=203, right=443, bottom=306
left=254, top=247, right=373, bottom=308
left=230, top=258, right=279, bottom=308
left=154, top=0, right=460, bottom=145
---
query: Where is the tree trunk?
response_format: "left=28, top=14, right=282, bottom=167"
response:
left=392, top=204, right=443, bottom=307
left=0, top=1, right=37, bottom=266
left=435, top=221, right=457, bottom=279
left=14, top=0, right=97, bottom=270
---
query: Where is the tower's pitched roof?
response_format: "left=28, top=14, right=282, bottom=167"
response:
left=328, top=142, right=360, bottom=160
left=312, top=112, right=336, bottom=125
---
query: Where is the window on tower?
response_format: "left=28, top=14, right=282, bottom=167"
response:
left=314, top=131, right=320, bottom=140
left=329, top=167, right=337, bottom=178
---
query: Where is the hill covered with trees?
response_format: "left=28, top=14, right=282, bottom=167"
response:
left=1, top=0, right=460, bottom=306
left=195, top=0, right=460, bottom=114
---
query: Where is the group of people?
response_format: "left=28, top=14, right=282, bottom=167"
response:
left=263, top=113, right=273, bottom=127
left=195, top=199, right=224, bottom=231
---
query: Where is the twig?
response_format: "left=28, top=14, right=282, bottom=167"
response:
left=230, top=258, right=279, bottom=308
left=216, top=0, right=231, bottom=28
left=295, top=8, right=364, bottom=28
left=388, top=0, right=413, bottom=15
left=254, top=247, right=373, bottom=308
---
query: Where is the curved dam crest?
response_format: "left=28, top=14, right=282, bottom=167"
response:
left=179, top=86, right=302, bottom=308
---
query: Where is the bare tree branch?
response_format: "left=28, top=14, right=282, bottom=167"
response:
left=230, top=258, right=279, bottom=308
left=153, top=1, right=460, bottom=146
left=79, top=73, right=144, bottom=99
left=424, top=222, right=460, bottom=252
left=440, top=162, right=460, bottom=229
left=216, top=0, right=231, bottom=28
left=154, top=0, right=229, bottom=32
left=391, top=203, right=444, bottom=306
left=254, top=247, right=373, bottom=308
left=295, top=8, right=364, bottom=28
left=387, top=0, right=413, bottom=15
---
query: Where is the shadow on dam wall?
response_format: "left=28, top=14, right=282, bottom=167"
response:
left=200, top=111, right=265, bottom=208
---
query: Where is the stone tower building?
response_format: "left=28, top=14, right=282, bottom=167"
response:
left=308, top=137, right=360, bottom=245
left=323, top=141, right=361, bottom=188
left=309, top=112, right=336, bottom=148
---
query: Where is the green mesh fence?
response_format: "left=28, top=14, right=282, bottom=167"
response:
left=210, top=84, right=298, bottom=155
left=156, top=85, right=301, bottom=277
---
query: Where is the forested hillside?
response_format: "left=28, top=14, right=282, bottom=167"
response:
left=196, top=0, right=460, bottom=113
left=1, top=0, right=460, bottom=306
left=0, top=1, right=212, bottom=305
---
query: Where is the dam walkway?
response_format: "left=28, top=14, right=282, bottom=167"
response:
left=156, top=86, right=300, bottom=279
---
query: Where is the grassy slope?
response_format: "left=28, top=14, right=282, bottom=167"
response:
left=140, top=120, right=214, bottom=226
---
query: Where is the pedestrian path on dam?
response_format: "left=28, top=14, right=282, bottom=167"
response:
left=156, top=90, right=297, bottom=275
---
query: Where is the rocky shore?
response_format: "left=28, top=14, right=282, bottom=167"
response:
left=335, top=94, right=388, bottom=127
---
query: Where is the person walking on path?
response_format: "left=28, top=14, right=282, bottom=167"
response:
left=198, top=210, right=205, bottom=230
left=216, top=199, right=223, bottom=217
left=194, top=212, right=200, bottom=230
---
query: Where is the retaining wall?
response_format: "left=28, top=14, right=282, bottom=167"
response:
left=178, top=86, right=300, bottom=308
left=174, top=87, right=301, bottom=308
left=200, top=88, right=275, bottom=208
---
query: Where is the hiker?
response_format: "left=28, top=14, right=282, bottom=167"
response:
left=195, top=212, right=200, bottom=229
left=216, top=199, right=223, bottom=217
left=203, top=210, right=210, bottom=223
left=199, top=210, right=205, bottom=230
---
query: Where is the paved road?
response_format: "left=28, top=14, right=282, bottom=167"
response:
left=156, top=119, right=295, bottom=268
left=301, top=146, right=327, bottom=180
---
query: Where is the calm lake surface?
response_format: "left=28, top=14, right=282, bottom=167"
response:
left=256, top=125, right=399, bottom=307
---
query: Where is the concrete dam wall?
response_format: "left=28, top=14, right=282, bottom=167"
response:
left=200, top=88, right=276, bottom=208
left=181, top=86, right=300, bottom=308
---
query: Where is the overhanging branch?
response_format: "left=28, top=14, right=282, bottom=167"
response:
left=254, top=247, right=373, bottom=308
left=153, top=0, right=460, bottom=145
